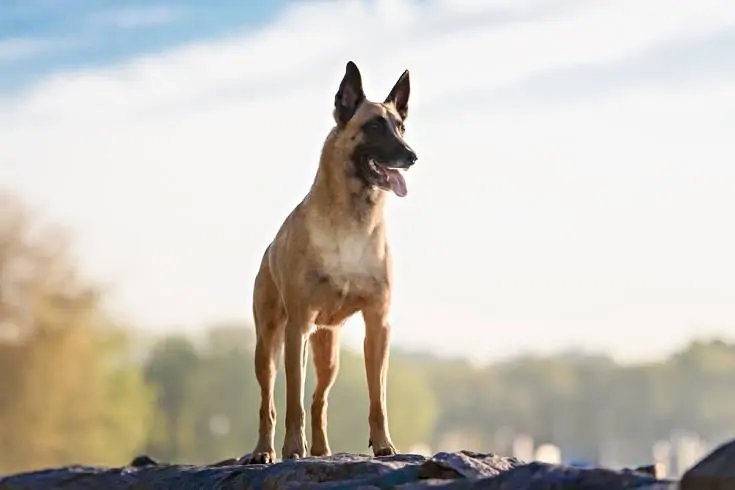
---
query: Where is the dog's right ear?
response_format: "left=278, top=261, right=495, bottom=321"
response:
left=334, top=61, right=365, bottom=126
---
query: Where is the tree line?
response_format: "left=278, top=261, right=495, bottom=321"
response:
left=1, top=191, right=734, bottom=474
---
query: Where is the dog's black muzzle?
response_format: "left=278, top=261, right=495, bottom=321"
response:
left=383, top=144, right=417, bottom=169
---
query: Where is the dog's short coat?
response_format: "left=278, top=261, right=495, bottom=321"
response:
left=242, top=61, right=417, bottom=464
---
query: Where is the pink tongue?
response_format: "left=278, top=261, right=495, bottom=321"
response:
left=385, top=169, right=407, bottom=197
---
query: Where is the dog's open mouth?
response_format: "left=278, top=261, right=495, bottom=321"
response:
left=368, top=159, right=408, bottom=197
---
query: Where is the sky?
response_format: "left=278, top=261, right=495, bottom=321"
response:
left=2, top=0, right=735, bottom=364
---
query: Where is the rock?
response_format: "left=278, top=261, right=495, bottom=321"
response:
left=0, top=451, right=678, bottom=490
left=418, top=451, right=523, bottom=480
left=130, top=455, right=159, bottom=468
left=681, top=438, right=735, bottom=490
left=632, top=464, right=660, bottom=478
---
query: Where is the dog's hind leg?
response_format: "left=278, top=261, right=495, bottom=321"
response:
left=362, top=306, right=398, bottom=457
left=309, top=327, right=341, bottom=457
left=242, top=252, right=285, bottom=465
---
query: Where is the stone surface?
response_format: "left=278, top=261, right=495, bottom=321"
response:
left=681, top=438, right=735, bottom=490
left=0, top=450, right=679, bottom=490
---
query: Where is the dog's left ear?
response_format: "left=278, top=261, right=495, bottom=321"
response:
left=385, top=69, right=410, bottom=121
left=334, top=61, right=366, bottom=126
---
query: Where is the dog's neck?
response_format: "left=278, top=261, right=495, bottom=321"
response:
left=306, top=128, right=387, bottom=232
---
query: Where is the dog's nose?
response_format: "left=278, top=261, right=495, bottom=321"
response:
left=404, top=145, right=418, bottom=165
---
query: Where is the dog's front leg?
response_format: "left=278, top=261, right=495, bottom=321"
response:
left=310, top=327, right=341, bottom=457
left=282, top=320, right=310, bottom=460
left=362, top=307, right=398, bottom=457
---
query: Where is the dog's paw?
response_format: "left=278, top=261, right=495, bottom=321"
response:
left=238, top=450, right=276, bottom=465
left=369, top=438, right=399, bottom=457
left=310, top=445, right=332, bottom=458
left=281, top=432, right=308, bottom=460
left=374, top=446, right=399, bottom=457
left=281, top=445, right=307, bottom=460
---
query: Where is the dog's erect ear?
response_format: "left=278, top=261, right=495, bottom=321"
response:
left=385, top=69, right=410, bottom=121
left=334, top=61, right=366, bottom=126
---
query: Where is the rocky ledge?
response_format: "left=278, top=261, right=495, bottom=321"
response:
left=2, top=439, right=733, bottom=490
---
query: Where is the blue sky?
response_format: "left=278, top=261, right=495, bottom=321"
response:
left=0, top=0, right=286, bottom=93
left=2, top=0, right=735, bottom=364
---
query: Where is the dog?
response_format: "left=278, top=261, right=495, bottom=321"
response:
left=241, top=61, right=417, bottom=464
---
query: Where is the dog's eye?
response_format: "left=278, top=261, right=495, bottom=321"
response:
left=367, top=119, right=384, bottom=132
left=396, top=123, right=406, bottom=133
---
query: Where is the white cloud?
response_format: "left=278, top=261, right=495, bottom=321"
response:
left=2, top=0, right=735, bottom=363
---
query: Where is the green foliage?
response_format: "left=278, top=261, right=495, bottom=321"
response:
left=143, top=335, right=201, bottom=462
left=386, top=357, right=438, bottom=450
left=139, top=327, right=439, bottom=462
left=139, top=326, right=735, bottom=466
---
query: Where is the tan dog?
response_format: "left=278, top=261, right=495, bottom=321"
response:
left=241, top=61, right=417, bottom=464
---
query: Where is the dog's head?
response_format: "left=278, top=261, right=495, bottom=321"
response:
left=332, top=61, right=417, bottom=198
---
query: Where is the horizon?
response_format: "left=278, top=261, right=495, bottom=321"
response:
left=2, top=0, right=735, bottom=365
left=136, top=320, right=732, bottom=369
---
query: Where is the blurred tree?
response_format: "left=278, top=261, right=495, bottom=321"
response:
left=385, top=357, right=438, bottom=450
left=139, top=322, right=735, bottom=466
left=187, top=325, right=259, bottom=463
left=395, top=342, right=735, bottom=465
left=143, top=334, right=200, bottom=462
left=0, top=191, right=153, bottom=474
left=141, top=327, right=440, bottom=462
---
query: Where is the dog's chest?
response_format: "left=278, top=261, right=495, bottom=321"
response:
left=309, top=226, right=385, bottom=285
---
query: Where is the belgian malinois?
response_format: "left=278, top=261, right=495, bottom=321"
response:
left=241, top=61, right=417, bottom=463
